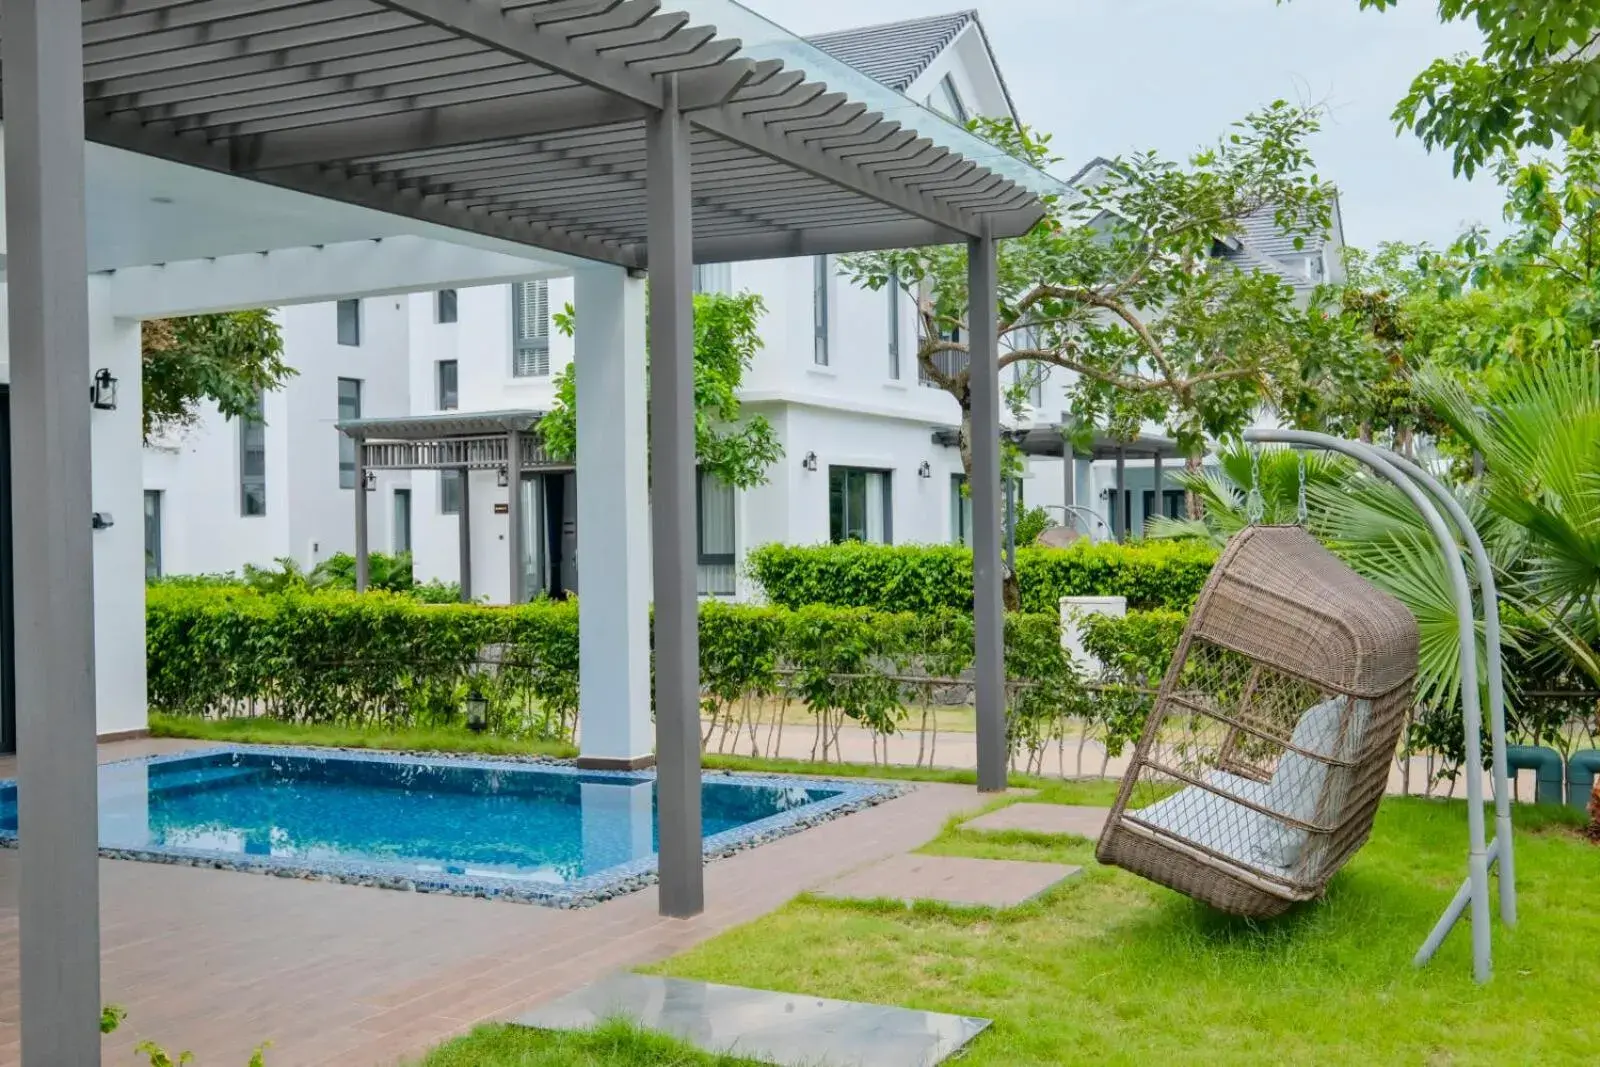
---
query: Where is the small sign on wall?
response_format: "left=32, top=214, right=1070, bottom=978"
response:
left=493, top=502, right=510, bottom=515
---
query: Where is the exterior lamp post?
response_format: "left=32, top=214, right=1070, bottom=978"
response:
left=464, top=686, right=488, bottom=734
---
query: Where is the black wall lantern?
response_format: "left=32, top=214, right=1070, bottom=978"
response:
left=90, top=368, right=118, bottom=410
left=918, top=461, right=933, bottom=479
left=802, top=451, right=818, bottom=472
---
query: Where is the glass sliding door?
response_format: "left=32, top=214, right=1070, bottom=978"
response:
left=518, top=474, right=547, bottom=602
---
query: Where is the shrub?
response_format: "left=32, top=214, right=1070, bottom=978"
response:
left=746, top=540, right=1217, bottom=614
left=147, top=590, right=1190, bottom=764
left=1013, top=505, right=1057, bottom=547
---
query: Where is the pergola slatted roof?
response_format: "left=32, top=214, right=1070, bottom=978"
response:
left=74, top=0, right=1059, bottom=270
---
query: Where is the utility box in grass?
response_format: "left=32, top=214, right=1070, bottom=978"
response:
left=1060, top=596, right=1126, bottom=677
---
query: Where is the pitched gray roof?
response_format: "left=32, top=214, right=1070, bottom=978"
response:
left=807, top=11, right=978, bottom=92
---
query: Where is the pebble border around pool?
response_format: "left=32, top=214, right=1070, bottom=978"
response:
left=0, top=745, right=906, bottom=909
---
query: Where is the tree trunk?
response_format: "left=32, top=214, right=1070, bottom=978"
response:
left=1184, top=453, right=1205, bottom=522
left=958, top=405, right=1020, bottom=611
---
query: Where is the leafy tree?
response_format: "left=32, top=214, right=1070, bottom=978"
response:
left=1306, top=131, right=1600, bottom=451
left=1345, top=0, right=1600, bottom=177
left=141, top=310, right=292, bottom=442
left=842, top=103, right=1334, bottom=599
left=537, top=290, right=782, bottom=490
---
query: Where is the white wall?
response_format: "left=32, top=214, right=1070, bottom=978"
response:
left=0, top=277, right=147, bottom=735
left=143, top=296, right=413, bottom=576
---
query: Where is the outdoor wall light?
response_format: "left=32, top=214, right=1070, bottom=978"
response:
left=802, top=451, right=818, bottom=472
left=363, top=470, right=377, bottom=492
left=90, top=368, right=118, bottom=411
left=496, top=466, right=510, bottom=488
left=918, top=461, right=932, bottom=479
left=464, top=687, right=489, bottom=733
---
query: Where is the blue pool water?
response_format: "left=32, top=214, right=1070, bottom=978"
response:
left=0, top=747, right=887, bottom=905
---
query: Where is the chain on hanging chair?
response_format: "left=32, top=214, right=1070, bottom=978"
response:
left=1095, top=450, right=1419, bottom=917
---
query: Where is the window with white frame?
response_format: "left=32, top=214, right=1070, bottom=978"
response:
left=696, top=469, right=736, bottom=596
left=949, top=474, right=972, bottom=546
left=440, top=469, right=463, bottom=515
left=336, top=299, right=361, bottom=346
left=813, top=256, right=830, bottom=366
left=393, top=488, right=412, bottom=554
left=935, top=74, right=969, bottom=124
left=437, top=359, right=459, bottom=411
left=511, top=280, right=550, bottom=377
left=887, top=275, right=902, bottom=380
left=829, top=466, right=892, bottom=544
left=238, top=388, right=267, bottom=517
left=144, top=490, right=163, bottom=578
left=436, top=288, right=458, bottom=324
left=337, top=377, right=362, bottom=489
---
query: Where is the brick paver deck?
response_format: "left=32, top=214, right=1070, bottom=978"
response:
left=0, top=739, right=981, bottom=1066
left=813, top=853, right=1081, bottom=909
left=963, top=803, right=1110, bottom=841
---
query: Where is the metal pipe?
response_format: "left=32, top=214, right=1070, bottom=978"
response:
left=1567, top=750, right=1600, bottom=811
left=1378, top=450, right=1515, bottom=926
left=1246, top=428, right=1491, bottom=983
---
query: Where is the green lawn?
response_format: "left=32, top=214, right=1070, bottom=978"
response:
left=149, top=717, right=1600, bottom=1064
left=426, top=796, right=1600, bottom=1066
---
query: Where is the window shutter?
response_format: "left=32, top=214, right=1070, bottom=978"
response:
left=512, top=281, right=551, bottom=377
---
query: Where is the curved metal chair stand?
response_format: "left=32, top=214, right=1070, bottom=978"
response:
left=1095, top=430, right=1511, bottom=984
left=1252, top=431, right=1511, bottom=982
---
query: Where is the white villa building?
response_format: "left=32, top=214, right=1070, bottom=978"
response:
left=141, top=11, right=1345, bottom=602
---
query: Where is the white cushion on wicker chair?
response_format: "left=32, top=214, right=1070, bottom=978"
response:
left=1134, top=785, right=1287, bottom=876
left=1253, top=697, right=1347, bottom=868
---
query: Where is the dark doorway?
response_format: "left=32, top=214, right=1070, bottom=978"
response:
left=0, top=386, right=16, bottom=753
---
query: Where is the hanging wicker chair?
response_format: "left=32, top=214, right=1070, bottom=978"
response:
left=1096, top=524, right=1419, bottom=918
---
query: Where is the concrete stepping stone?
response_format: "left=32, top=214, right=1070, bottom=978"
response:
left=514, top=972, right=990, bottom=1067
left=814, top=853, right=1080, bottom=908
left=962, top=803, right=1111, bottom=841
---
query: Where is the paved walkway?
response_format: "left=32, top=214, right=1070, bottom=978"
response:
left=0, top=739, right=981, bottom=1066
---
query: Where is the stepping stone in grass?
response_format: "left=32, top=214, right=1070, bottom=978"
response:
left=514, top=972, right=990, bottom=1067
left=813, top=853, right=1080, bottom=909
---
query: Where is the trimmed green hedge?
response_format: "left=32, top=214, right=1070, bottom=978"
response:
left=745, top=540, right=1218, bottom=614
left=148, top=587, right=1184, bottom=759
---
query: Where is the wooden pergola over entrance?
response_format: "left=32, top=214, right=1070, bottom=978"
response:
left=340, top=410, right=568, bottom=603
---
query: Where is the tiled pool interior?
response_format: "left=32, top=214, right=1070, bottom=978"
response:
left=0, top=747, right=894, bottom=906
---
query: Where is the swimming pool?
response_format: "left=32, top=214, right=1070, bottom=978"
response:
left=0, top=747, right=896, bottom=906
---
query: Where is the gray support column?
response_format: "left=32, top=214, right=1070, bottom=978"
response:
left=3, top=0, right=103, bottom=1055
left=354, top=442, right=370, bottom=593
left=648, top=76, right=704, bottom=917
left=458, top=470, right=473, bottom=602
left=968, top=228, right=1006, bottom=793
left=507, top=431, right=524, bottom=604
left=1115, top=444, right=1128, bottom=542
left=1152, top=449, right=1163, bottom=528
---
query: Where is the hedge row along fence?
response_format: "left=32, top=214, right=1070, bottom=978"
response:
left=745, top=540, right=1220, bottom=614
left=147, top=587, right=1176, bottom=771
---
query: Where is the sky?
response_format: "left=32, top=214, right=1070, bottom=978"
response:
left=748, top=0, right=1505, bottom=251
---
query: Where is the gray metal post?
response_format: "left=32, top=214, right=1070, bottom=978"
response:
left=457, top=470, right=473, bottom=603
left=1115, top=444, right=1127, bottom=542
left=968, top=228, right=1007, bottom=793
left=3, top=0, right=103, bottom=1055
left=507, top=430, right=524, bottom=604
left=648, top=75, right=704, bottom=917
left=1246, top=429, right=1492, bottom=983
left=1004, top=475, right=1016, bottom=571
left=1152, top=449, right=1163, bottom=526
left=354, top=441, right=370, bottom=593
left=1380, top=449, right=1515, bottom=926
